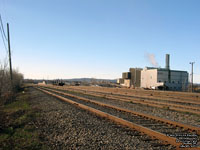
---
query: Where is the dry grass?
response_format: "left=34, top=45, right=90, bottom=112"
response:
left=0, top=88, right=45, bottom=150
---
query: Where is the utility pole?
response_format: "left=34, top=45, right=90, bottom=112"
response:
left=189, top=62, right=195, bottom=92
left=134, top=68, right=137, bottom=88
left=7, top=23, right=13, bottom=88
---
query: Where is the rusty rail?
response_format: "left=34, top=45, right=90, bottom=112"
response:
left=40, top=86, right=200, bottom=135
left=50, top=86, right=200, bottom=115
left=67, top=87, right=200, bottom=106
left=63, top=86, right=200, bottom=102
left=63, top=87, right=200, bottom=115
left=65, top=86, right=200, bottom=104
left=37, top=87, right=183, bottom=149
left=37, top=86, right=200, bottom=149
left=107, top=95, right=200, bottom=111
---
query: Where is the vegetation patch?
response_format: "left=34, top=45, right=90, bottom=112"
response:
left=0, top=88, right=44, bottom=150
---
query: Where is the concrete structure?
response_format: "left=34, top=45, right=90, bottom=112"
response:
left=117, top=78, right=124, bottom=84
left=141, top=54, right=188, bottom=91
left=121, top=79, right=131, bottom=87
left=118, top=54, right=188, bottom=91
left=141, top=67, right=188, bottom=90
left=118, top=69, right=141, bottom=88
left=122, top=72, right=131, bottom=79
left=129, top=68, right=142, bottom=88
left=38, top=81, right=46, bottom=85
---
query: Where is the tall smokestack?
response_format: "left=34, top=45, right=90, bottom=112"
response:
left=165, top=54, right=170, bottom=70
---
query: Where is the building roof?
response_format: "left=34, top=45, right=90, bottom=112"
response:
left=144, top=67, right=188, bottom=73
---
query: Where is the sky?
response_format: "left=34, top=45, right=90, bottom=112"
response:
left=0, top=0, right=200, bottom=83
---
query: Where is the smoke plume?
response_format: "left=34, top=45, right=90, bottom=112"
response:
left=145, top=53, right=159, bottom=67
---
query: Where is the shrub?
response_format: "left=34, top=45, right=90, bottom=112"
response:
left=0, top=62, right=24, bottom=104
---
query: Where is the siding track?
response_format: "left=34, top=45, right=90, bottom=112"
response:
left=36, top=86, right=200, bottom=149
left=66, top=86, right=200, bottom=105
left=66, top=86, right=200, bottom=102
left=52, top=86, right=200, bottom=115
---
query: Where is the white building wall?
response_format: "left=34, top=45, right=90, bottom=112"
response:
left=141, top=68, right=188, bottom=91
left=141, top=68, right=163, bottom=89
left=121, top=79, right=131, bottom=88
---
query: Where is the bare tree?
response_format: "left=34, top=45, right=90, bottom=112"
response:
left=0, top=60, right=23, bottom=104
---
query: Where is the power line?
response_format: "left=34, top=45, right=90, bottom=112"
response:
left=0, top=13, right=8, bottom=52
left=193, top=73, right=200, bottom=75
left=0, top=23, right=8, bottom=51
left=0, top=14, right=8, bottom=41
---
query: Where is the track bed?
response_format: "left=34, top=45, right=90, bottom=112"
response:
left=37, top=86, right=200, bottom=149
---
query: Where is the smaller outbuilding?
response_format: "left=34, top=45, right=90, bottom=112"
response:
left=117, top=69, right=142, bottom=88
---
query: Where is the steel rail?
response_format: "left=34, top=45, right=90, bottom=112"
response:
left=82, top=91, right=200, bottom=115
left=65, top=86, right=200, bottom=102
left=48, top=86, right=200, bottom=115
left=37, top=87, right=200, bottom=149
left=40, top=86, right=200, bottom=135
left=99, top=94, right=200, bottom=111
left=64, top=87, right=200, bottom=111
left=66, top=86, right=200, bottom=105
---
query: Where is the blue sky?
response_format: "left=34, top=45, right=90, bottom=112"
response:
left=0, top=0, right=200, bottom=82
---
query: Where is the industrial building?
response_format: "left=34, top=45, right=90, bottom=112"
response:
left=129, top=68, right=142, bottom=87
left=117, top=72, right=131, bottom=87
left=118, top=54, right=189, bottom=91
left=117, top=68, right=142, bottom=88
left=141, top=54, right=188, bottom=91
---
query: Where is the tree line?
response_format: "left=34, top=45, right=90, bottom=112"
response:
left=0, top=62, right=23, bottom=104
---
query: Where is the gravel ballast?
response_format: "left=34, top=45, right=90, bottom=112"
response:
left=42, top=88, right=195, bottom=136
left=47, top=86, right=200, bottom=127
left=29, top=87, right=174, bottom=149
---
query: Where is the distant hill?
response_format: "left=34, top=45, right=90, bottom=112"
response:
left=24, top=78, right=117, bottom=83
left=64, top=78, right=117, bottom=83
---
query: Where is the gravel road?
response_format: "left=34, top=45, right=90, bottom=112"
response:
left=29, top=87, right=174, bottom=150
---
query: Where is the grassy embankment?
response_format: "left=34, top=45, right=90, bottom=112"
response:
left=0, top=87, right=45, bottom=150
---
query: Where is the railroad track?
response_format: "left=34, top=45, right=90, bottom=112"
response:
left=65, top=87, right=200, bottom=106
left=46, top=85, right=200, bottom=115
left=65, top=86, right=200, bottom=102
left=65, top=87, right=200, bottom=108
left=90, top=89, right=199, bottom=105
left=37, top=86, right=200, bottom=149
